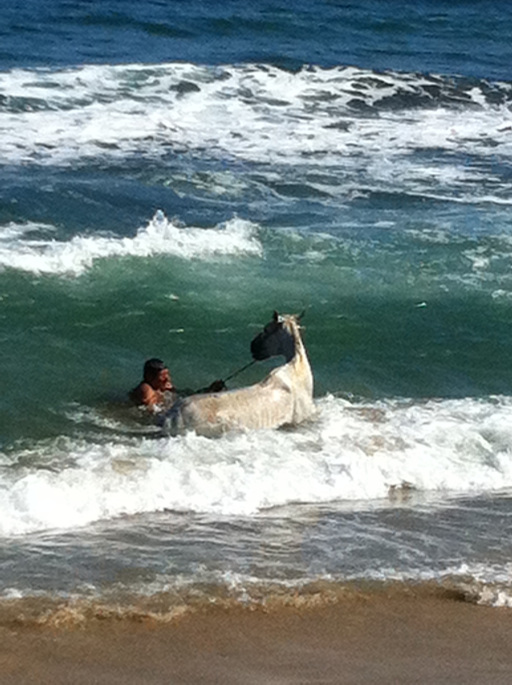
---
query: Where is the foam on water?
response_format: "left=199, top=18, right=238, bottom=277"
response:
left=1, top=395, right=512, bottom=537
left=1, top=63, right=512, bottom=188
left=0, top=211, right=262, bottom=275
left=2, top=560, right=511, bottom=612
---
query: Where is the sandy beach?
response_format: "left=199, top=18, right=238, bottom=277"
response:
left=1, top=589, right=512, bottom=684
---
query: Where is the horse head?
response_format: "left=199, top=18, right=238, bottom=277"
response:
left=251, top=311, right=302, bottom=363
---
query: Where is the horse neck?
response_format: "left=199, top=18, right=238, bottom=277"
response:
left=285, top=318, right=307, bottom=365
left=280, top=318, right=313, bottom=399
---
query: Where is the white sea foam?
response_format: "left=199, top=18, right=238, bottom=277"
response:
left=0, top=211, right=262, bottom=275
left=1, top=395, right=512, bottom=536
left=0, top=62, right=511, bottom=184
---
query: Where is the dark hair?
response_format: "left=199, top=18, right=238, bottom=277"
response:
left=143, top=358, right=166, bottom=381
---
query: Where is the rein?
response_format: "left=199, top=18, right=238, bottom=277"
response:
left=223, top=358, right=257, bottom=383
left=190, top=359, right=256, bottom=394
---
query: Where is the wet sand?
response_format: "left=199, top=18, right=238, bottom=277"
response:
left=1, top=591, right=512, bottom=684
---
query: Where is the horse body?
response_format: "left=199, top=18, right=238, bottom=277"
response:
left=162, top=312, right=315, bottom=437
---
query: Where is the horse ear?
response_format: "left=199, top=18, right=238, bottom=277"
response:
left=298, top=310, right=306, bottom=321
left=273, top=310, right=279, bottom=322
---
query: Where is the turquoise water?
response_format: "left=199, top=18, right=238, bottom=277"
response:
left=1, top=1, right=512, bottom=611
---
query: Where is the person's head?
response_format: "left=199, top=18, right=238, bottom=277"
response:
left=143, top=358, right=172, bottom=390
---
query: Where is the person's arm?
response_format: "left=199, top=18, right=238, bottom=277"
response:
left=172, top=380, right=227, bottom=396
left=192, top=379, right=226, bottom=394
left=130, top=382, right=157, bottom=407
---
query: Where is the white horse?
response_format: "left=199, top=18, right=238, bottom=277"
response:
left=162, top=311, right=315, bottom=436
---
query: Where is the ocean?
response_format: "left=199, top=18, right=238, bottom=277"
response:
left=1, top=0, right=512, bottom=622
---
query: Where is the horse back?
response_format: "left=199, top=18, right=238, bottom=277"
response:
left=162, top=376, right=295, bottom=436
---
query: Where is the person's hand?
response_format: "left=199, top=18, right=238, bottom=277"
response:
left=208, top=379, right=226, bottom=392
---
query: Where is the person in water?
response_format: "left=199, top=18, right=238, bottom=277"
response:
left=129, top=358, right=175, bottom=408
left=130, top=357, right=225, bottom=408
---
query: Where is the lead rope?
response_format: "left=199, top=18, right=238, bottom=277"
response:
left=222, top=358, right=257, bottom=384
left=190, top=358, right=256, bottom=395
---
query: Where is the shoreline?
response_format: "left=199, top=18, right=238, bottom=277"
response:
left=1, top=588, right=512, bottom=684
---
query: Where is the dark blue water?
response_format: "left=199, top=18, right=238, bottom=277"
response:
left=1, top=1, right=511, bottom=80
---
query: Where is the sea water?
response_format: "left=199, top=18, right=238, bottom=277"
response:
left=1, top=0, right=512, bottom=618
